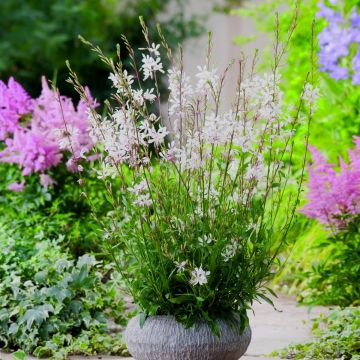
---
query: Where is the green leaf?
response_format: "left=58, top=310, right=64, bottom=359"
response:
left=13, top=350, right=26, bottom=360
left=257, top=293, right=275, bottom=308
left=34, top=270, right=48, bottom=284
left=139, top=312, right=147, bottom=328
left=21, top=305, right=54, bottom=330
left=168, top=294, right=196, bottom=304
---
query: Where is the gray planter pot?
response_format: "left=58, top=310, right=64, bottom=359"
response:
left=124, top=315, right=251, bottom=360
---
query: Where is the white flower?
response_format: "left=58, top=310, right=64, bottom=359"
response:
left=302, top=83, right=319, bottom=109
left=141, top=54, right=164, bottom=81
left=174, top=260, right=186, bottom=273
left=147, top=125, right=168, bottom=146
left=246, top=221, right=260, bottom=233
left=195, top=65, right=219, bottom=92
left=55, top=126, right=80, bottom=150
left=128, top=180, right=148, bottom=195
left=190, top=266, right=210, bottom=286
left=167, top=68, right=193, bottom=118
left=95, top=162, right=117, bottom=180
left=141, top=156, right=150, bottom=165
left=132, top=89, right=144, bottom=106
left=160, top=141, right=181, bottom=163
left=140, top=43, right=161, bottom=57
left=198, top=234, right=213, bottom=246
left=109, top=70, right=134, bottom=94
left=143, top=88, right=156, bottom=102
left=133, top=193, right=153, bottom=207
left=222, top=239, right=239, bottom=262
left=79, top=148, right=87, bottom=159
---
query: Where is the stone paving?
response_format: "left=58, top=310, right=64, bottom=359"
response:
left=0, top=295, right=328, bottom=360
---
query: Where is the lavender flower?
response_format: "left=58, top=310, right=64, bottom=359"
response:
left=317, top=2, right=360, bottom=83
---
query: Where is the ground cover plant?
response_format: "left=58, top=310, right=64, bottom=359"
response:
left=66, top=15, right=315, bottom=334
left=272, top=307, right=360, bottom=359
left=0, top=221, right=128, bottom=360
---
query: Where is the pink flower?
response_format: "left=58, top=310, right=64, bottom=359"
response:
left=0, top=77, right=33, bottom=140
left=39, top=174, right=56, bottom=189
left=32, top=77, right=96, bottom=163
left=7, top=181, right=25, bottom=192
left=301, top=140, right=360, bottom=230
left=0, top=77, right=98, bottom=181
left=0, top=129, right=62, bottom=175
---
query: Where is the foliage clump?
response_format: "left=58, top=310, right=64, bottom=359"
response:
left=272, top=307, right=360, bottom=359
left=0, top=225, right=128, bottom=359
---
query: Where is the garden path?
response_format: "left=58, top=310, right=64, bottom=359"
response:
left=0, top=295, right=328, bottom=360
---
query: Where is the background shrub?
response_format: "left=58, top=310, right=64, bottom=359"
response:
left=0, top=0, right=203, bottom=101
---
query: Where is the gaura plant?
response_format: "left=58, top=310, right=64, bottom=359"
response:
left=67, top=18, right=315, bottom=333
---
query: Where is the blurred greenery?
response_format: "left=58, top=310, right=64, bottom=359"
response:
left=234, top=0, right=360, bottom=163
left=234, top=0, right=360, bottom=307
left=0, top=0, right=204, bottom=101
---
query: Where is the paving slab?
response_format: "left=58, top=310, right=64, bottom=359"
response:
left=246, top=294, right=328, bottom=357
left=0, top=295, right=329, bottom=360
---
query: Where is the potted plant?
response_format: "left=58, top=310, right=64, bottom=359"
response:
left=67, top=18, right=315, bottom=360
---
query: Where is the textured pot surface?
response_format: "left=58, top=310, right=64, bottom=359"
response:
left=124, top=315, right=251, bottom=360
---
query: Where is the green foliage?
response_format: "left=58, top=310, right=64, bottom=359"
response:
left=0, top=225, right=128, bottom=359
left=108, top=166, right=286, bottom=333
left=296, top=222, right=360, bottom=307
left=234, top=0, right=360, bottom=163
left=0, top=0, right=203, bottom=101
left=272, top=307, right=360, bottom=359
left=0, top=163, right=112, bottom=257
left=12, top=350, right=26, bottom=360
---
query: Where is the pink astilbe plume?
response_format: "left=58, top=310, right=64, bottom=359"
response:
left=301, top=141, right=360, bottom=230
left=32, top=77, right=96, bottom=170
left=0, top=77, right=97, bottom=189
left=0, top=77, right=33, bottom=140
left=1, top=129, right=63, bottom=175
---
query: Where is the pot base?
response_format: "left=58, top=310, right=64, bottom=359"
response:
left=125, top=315, right=251, bottom=360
